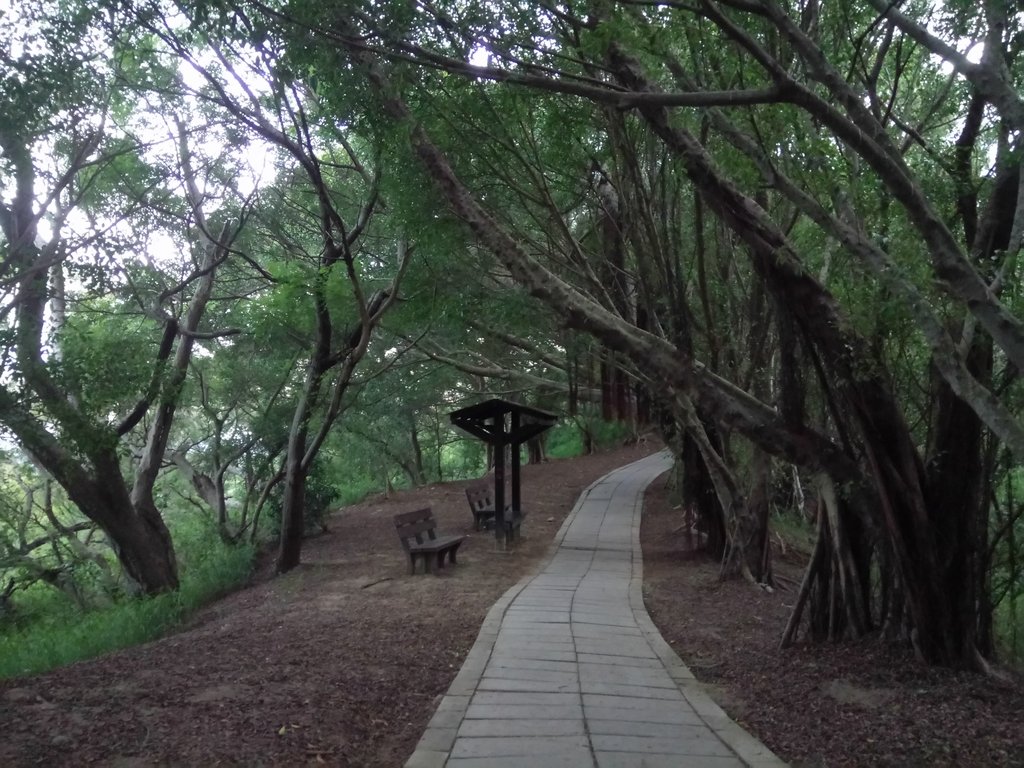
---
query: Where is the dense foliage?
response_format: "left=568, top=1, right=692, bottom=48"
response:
left=2, top=0, right=1023, bottom=673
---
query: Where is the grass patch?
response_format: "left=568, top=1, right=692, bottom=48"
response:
left=0, top=531, right=253, bottom=680
left=547, top=419, right=632, bottom=459
left=994, top=594, right=1023, bottom=667
left=770, top=510, right=816, bottom=557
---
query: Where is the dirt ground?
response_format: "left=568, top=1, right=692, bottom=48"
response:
left=0, top=444, right=654, bottom=767
left=640, top=471, right=1024, bottom=768
left=2, top=447, right=1022, bottom=767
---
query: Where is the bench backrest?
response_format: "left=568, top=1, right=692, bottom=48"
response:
left=465, top=484, right=495, bottom=512
left=394, top=508, right=438, bottom=550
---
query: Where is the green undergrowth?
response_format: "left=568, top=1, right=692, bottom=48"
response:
left=994, top=594, right=1024, bottom=667
left=546, top=419, right=633, bottom=459
left=770, top=510, right=816, bottom=557
left=0, top=527, right=253, bottom=680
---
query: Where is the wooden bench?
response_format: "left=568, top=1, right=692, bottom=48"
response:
left=393, top=508, right=465, bottom=575
left=465, top=483, right=501, bottom=530
left=465, top=483, right=524, bottom=546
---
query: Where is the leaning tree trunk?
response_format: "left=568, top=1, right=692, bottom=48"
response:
left=680, top=430, right=726, bottom=558
left=60, top=448, right=178, bottom=594
left=607, top=46, right=989, bottom=664
left=0, top=148, right=183, bottom=595
left=346, top=41, right=991, bottom=662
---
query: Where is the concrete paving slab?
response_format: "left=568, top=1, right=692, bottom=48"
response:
left=457, top=719, right=586, bottom=738
left=571, top=623, right=644, bottom=639
left=450, top=735, right=590, bottom=758
left=493, top=633, right=573, bottom=645
left=482, top=668, right=578, bottom=684
left=570, top=613, right=638, bottom=627
left=492, top=640, right=577, bottom=654
left=594, top=754, right=745, bottom=768
left=574, top=638, right=657, bottom=658
left=591, top=733, right=735, bottom=755
left=587, top=719, right=713, bottom=738
left=489, top=649, right=578, bottom=663
left=472, top=691, right=580, bottom=706
left=415, top=727, right=459, bottom=752
left=494, top=630, right=574, bottom=642
left=502, top=611, right=570, bottom=623
left=404, top=451, right=786, bottom=768
left=405, top=748, right=448, bottom=768
left=486, top=658, right=579, bottom=673
left=582, top=705, right=704, bottom=727
left=582, top=693, right=699, bottom=712
left=580, top=681, right=685, bottom=700
left=498, top=626, right=572, bottom=637
left=464, top=703, right=583, bottom=720
left=578, top=663, right=680, bottom=688
left=476, top=677, right=578, bottom=693
left=447, top=754, right=595, bottom=768
left=576, top=652, right=664, bottom=668
left=425, top=709, right=466, bottom=730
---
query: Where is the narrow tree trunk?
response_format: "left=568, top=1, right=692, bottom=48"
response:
left=527, top=435, right=546, bottom=464
left=276, top=371, right=318, bottom=573
left=409, top=421, right=428, bottom=485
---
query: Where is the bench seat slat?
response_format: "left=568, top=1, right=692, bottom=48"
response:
left=407, top=534, right=463, bottom=550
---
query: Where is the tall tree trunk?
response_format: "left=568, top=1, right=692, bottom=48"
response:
left=409, top=419, right=428, bottom=485
left=922, top=337, right=993, bottom=660
left=527, top=435, right=546, bottom=464
left=608, top=47, right=981, bottom=663
left=680, top=430, right=726, bottom=558
left=600, top=359, right=614, bottom=421
left=276, top=354, right=325, bottom=573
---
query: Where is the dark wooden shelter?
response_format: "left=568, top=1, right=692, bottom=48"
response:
left=449, top=399, right=558, bottom=545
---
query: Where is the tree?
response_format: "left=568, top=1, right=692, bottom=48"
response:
left=264, top=0, right=1023, bottom=667
left=149, top=10, right=414, bottom=571
left=0, top=3, right=253, bottom=593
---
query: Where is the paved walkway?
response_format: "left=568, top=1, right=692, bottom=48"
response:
left=406, top=451, right=785, bottom=768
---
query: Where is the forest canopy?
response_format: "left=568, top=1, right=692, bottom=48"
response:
left=1, top=0, right=1023, bottom=672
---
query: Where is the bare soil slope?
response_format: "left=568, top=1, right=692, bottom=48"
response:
left=0, top=444, right=653, bottom=767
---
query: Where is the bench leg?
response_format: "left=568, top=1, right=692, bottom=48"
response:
left=407, top=553, right=416, bottom=575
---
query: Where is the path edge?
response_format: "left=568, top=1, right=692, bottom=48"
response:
left=627, top=456, right=788, bottom=768
left=403, top=464, right=617, bottom=768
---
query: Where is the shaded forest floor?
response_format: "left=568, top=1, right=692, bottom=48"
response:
left=1, top=447, right=1022, bottom=767
left=0, top=444, right=654, bottom=767
left=642, top=471, right=1024, bottom=768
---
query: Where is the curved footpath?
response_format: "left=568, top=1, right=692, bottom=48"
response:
left=405, top=451, right=786, bottom=768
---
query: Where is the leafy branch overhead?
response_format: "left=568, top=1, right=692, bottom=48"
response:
left=1, top=0, right=1024, bottom=674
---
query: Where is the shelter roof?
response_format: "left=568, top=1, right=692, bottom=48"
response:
left=449, top=398, right=558, bottom=445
